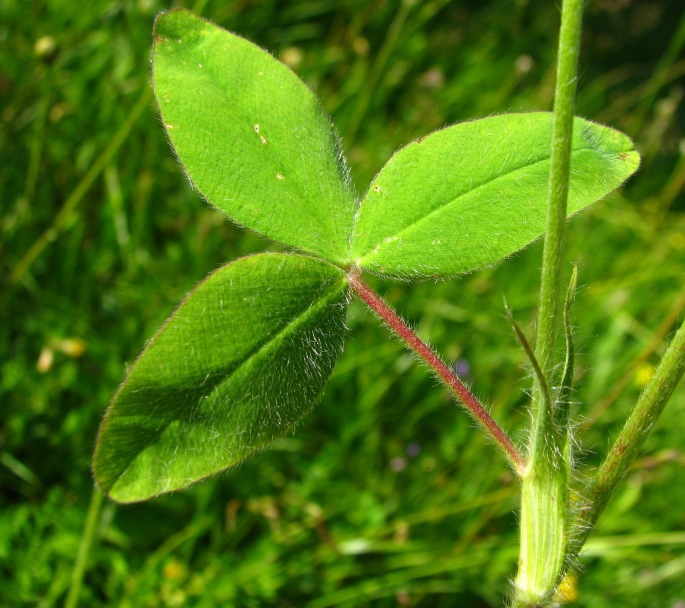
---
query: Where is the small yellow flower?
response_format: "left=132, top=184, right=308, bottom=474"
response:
left=554, top=573, right=579, bottom=603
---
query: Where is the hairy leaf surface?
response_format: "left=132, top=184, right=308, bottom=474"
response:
left=351, top=113, right=640, bottom=278
left=153, top=9, right=357, bottom=264
left=94, top=254, right=348, bottom=503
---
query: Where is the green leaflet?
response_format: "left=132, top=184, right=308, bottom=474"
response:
left=153, top=9, right=357, bottom=264
left=94, top=254, right=348, bottom=503
left=351, top=113, right=640, bottom=278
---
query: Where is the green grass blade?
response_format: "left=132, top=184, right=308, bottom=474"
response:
left=153, top=9, right=357, bottom=264
left=94, top=253, right=348, bottom=503
left=65, top=488, right=104, bottom=608
left=351, top=113, right=639, bottom=279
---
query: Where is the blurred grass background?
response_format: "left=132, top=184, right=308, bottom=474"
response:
left=1, top=0, right=684, bottom=606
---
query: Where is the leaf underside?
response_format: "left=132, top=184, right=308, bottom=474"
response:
left=351, top=113, right=640, bottom=279
left=94, top=254, right=348, bottom=503
left=153, top=9, right=357, bottom=265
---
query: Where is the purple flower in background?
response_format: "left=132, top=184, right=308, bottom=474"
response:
left=405, top=441, right=421, bottom=458
left=452, top=358, right=471, bottom=379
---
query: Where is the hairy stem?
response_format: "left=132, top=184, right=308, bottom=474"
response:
left=348, top=270, right=525, bottom=474
left=514, top=0, right=584, bottom=605
left=532, top=0, right=583, bottom=449
left=568, top=317, right=685, bottom=560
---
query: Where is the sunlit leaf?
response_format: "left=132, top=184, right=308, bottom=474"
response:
left=153, top=9, right=357, bottom=264
left=351, top=113, right=640, bottom=278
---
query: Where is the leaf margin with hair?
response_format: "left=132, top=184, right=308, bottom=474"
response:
left=153, top=8, right=357, bottom=265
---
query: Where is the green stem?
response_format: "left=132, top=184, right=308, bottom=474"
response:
left=514, top=0, right=584, bottom=605
left=65, top=487, right=105, bottom=608
left=568, top=317, right=685, bottom=560
left=532, top=0, right=583, bottom=449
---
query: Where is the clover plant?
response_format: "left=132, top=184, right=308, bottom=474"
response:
left=92, top=6, right=685, bottom=606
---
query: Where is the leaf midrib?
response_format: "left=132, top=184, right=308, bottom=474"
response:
left=354, top=144, right=600, bottom=264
